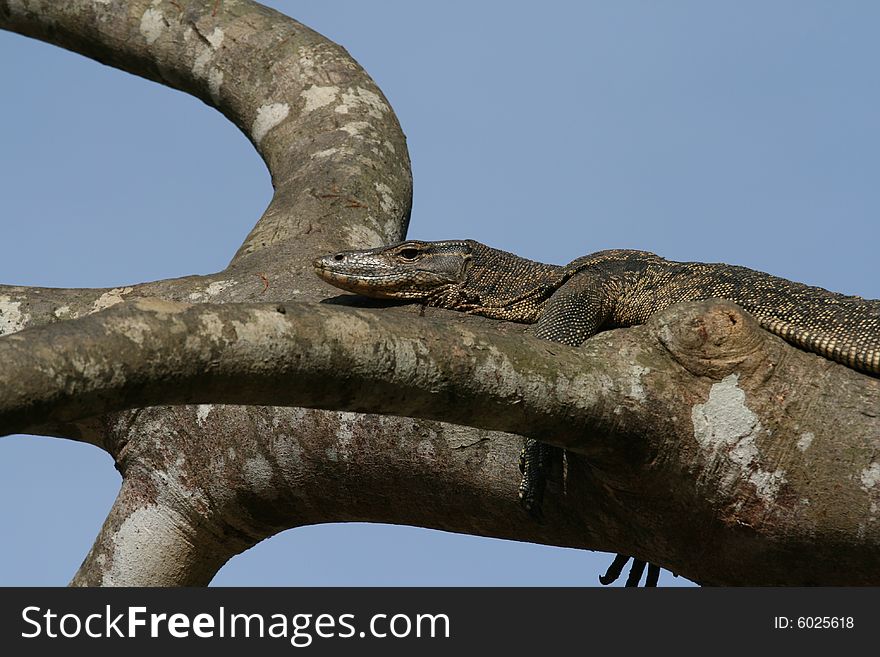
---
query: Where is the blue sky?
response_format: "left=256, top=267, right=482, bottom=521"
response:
left=1, top=1, right=878, bottom=586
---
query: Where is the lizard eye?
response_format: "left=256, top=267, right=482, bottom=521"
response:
left=398, top=247, right=421, bottom=261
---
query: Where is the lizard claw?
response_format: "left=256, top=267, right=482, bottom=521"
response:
left=598, top=553, right=630, bottom=585
left=599, top=555, right=661, bottom=587
left=520, top=438, right=665, bottom=586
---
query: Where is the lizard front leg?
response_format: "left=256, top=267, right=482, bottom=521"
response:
left=523, top=271, right=609, bottom=519
left=528, top=271, right=661, bottom=586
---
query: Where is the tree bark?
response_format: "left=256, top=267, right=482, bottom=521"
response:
left=2, top=0, right=878, bottom=586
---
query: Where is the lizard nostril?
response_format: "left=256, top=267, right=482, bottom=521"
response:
left=333, top=253, right=345, bottom=262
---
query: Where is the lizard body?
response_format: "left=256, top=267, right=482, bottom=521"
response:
left=315, top=240, right=880, bottom=373
left=313, top=239, right=880, bottom=585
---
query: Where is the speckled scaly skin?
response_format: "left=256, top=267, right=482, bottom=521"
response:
left=314, top=239, right=880, bottom=585
left=315, top=240, right=880, bottom=373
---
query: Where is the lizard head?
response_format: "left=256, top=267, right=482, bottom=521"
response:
left=313, top=240, right=473, bottom=300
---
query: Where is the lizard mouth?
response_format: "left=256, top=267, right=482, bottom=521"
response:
left=313, top=259, right=400, bottom=296
left=312, top=251, right=459, bottom=300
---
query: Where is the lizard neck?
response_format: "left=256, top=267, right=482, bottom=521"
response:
left=447, top=241, right=565, bottom=322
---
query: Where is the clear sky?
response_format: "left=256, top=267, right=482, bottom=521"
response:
left=1, top=1, right=878, bottom=586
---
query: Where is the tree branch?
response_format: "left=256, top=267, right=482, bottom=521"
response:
left=70, top=470, right=238, bottom=586
left=0, top=0, right=413, bottom=267
left=69, top=405, right=614, bottom=586
left=2, top=294, right=879, bottom=584
left=3, top=1, right=878, bottom=587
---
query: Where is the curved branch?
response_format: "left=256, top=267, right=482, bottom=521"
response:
left=0, top=0, right=413, bottom=266
left=0, top=296, right=742, bottom=441
left=69, top=406, right=618, bottom=586
left=1, top=0, right=414, bottom=452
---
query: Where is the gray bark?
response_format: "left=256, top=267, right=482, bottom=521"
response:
left=2, top=0, right=878, bottom=586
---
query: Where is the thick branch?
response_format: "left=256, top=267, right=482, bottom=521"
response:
left=0, top=296, right=768, bottom=444
left=0, top=277, right=236, bottom=446
left=2, top=295, right=879, bottom=584
left=70, top=471, right=237, bottom=586
left=67, top=407, right=617, bottom=587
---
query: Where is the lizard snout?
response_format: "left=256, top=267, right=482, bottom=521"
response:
left=313, top=253, right=345, bottom=271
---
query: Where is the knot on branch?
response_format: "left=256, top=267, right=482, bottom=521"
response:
left=649, top=299, right=769, bottom=380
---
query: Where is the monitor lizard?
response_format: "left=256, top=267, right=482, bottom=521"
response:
left=313, top=239, right=880, bottom=585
